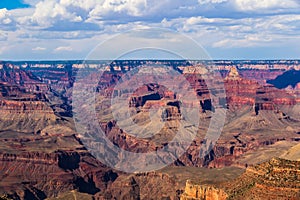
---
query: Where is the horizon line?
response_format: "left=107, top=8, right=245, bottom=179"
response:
left=2, top=59, right=300, bottom=63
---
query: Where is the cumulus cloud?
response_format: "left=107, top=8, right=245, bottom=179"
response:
left=21, top=0, right=214, bottom=28
left=160, top=13, right=300, bottom=50
left=0, top=8, right=12, bottom=24
left=31, top=0, right=81, bottom=27
left=28, top=0, right=147, bottom=28
left=233, top=0, right=299, bottom=12
left=7, top=0, right=300, bottom=33
left=89, top=0, right=148, bottom=17
left=0, top=0, right=300, bottom=59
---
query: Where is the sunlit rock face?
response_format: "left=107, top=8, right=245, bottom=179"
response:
left=181, top=180, right=228, bottom=200
left=181, top=158, right=300, bottom=200
left=225, top=66, right=242, bottom=81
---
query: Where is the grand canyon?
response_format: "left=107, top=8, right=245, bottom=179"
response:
left=0, top=60, right=300, bottom=200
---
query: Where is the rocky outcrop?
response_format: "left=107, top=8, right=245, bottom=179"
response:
left=128, top=84, right=176, bottom=108
left=225, top=66, right=241, bottom=81
left=0, top=66, right=48, bottom=93
left=181, top=180, right=227, bottom=200
left=224, top=158, right=300, bottom=199
left=181, top=158, right=300, bottom=200
left=129, top=92, right=162, bottom=107
left=0, top=147, right=118, bottom=199
left=103, top=171, right=179, bottom=200
left=229, top=69, right=285, bottom=84
left=224, top=68, right=297, bottom=115
left=0, top=100, right=53, bottom=114
left=161, top=104, right=182, bottom=121
left=0, top=97, right=59, bottom=133
left=0, top=67, right=69, bottom=133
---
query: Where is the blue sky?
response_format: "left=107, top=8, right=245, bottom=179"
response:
left=0, top=0, right=29, bottom=10
left=0, top=0, right=299, bottom=60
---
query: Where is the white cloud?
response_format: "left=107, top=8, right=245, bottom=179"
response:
left=73, top=16, right=83, bottom=22
left=19, top=30, right=97, bottom=40
left=212, top=35, right=272, bottom=48
left=21, top=0, right=198, bottom=29
left=89, top=0, right=148, bottom=17
left=0, top=8, right=13, bottom=25
left=32, top=47, right=46, bottom=51
left=233, top=0, right=299, bottom=12
left=31, top=0, right=73, bottom=27
left=198, top=0, right=227, bottom=5
left=59, top=0, right=98, bottom=10
left=160, top=13, right=300, bottom=50
left=9, top=0, right=299, bottom=34
left=0, top=9, right=8, bottom=19
left=54, top=46, right=73, bottom=51
left=0, top=0, right=299, bottom=59
left=186, top=16, right=230, bottom=25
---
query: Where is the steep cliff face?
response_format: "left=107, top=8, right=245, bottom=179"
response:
left=0, top=94, right=62, bottom=133
left=181, top=180, right=227, bottom=200
left=183, top=71, right=215, bottom=113
left=0, top=67, right=73, bottom=133
left=0, top=66, right=48, bottom=93
left=0, top=135, right=119, bottom=200
left=0, top=65, right=119, bottom=199
left=0, top=100, right=53, bottom=114
left=233, top=69, right=285, bottom=84
left=103, top=171, right=179, bottom=200
left=224, top=67, right=296, bottom=112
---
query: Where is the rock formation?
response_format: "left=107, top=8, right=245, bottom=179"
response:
left=0, top=61, right=299, bottom=199
left=181, top=158, right=300, bottom=200
left=225, top=66, right=241, bottom=81
left=0, top=134, right=118, bottom=200
left=87, top=64, right=300, bottom=170
left=181, top=180, right=227, bottom=200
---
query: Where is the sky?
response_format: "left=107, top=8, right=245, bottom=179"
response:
left=0, top=0, right=299, bottom=60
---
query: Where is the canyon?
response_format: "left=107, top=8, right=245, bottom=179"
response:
left=0, top=60, right=299, bottom=199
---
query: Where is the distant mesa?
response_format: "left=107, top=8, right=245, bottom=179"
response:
left=183, top=65, right=209, bottom=74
